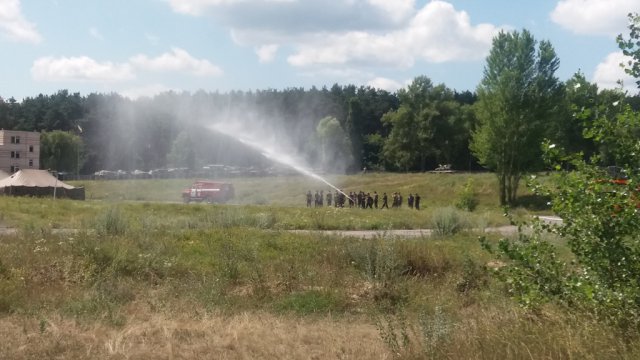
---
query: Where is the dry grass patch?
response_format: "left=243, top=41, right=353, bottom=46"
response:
left=0, top=312, right=390, bottom=360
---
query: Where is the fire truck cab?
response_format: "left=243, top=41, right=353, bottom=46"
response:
left=182, top=180, right=234, bottom=204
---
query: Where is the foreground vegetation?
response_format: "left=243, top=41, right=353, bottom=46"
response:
left=1, top=172, right=640, bottom=359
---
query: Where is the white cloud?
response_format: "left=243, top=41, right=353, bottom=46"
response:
left=0, top=0, right=42, bottom=43
left=167, top=0, right=295, bottom=16
left=367, top=77, right=403, bottom=92
left=593, top=51, right=638, bottom=94
left=255, top=44, right=278, bottom=63
left=367, top=0, right=415, bottom=23
left=129, top=47, right=223, bottom=76
left=31, top=48, right=223, bottom=84
left=550, top=0, right=638, bottom=36
left=31, top=56, right=134, bottom=82
left=170, top=0, right=416, bottom=35
left=168, top=0, right=500, bottom=69
left=287, top=1, right=500, bottom=68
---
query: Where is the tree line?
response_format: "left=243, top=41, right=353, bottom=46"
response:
left=1, top=22, right=639, bottom=205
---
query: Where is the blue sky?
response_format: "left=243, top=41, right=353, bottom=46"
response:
left=0, top=0, right=638, bottom=100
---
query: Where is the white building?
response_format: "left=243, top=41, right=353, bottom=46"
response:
left=0, top=130, right=40, bottom=174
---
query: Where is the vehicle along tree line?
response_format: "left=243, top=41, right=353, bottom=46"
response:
left=1, top=17, right=639, bottom=205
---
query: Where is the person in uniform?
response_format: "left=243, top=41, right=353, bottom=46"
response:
left=381, top=192, right=389, bottom=209
left=327, top=191, right=332, bottom=207
left=306, top=190, right=312, bottom=207
left=415, top=193, right=421, bottom=210
left=408, top=193, right=414, bottom=208
left=373, top=191, right=379, bottom=208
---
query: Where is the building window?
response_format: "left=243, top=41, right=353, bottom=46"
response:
left=29, top=159, right=33, bottom=167
left=10, top=165, right=19, bottom=173
left=10, top=136, right=20, bottom=144
left=15, top=136, right=20, bottom=144
left=15, top=152, right=20, bottom=159
left=29, top=145, right=34, bottom=152
left=10, top=151, right=19, bottom=158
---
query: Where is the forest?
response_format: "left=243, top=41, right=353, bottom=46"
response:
left=1, top=75, right=636, bottom=175
left=0, top=25, right=639, bottom=202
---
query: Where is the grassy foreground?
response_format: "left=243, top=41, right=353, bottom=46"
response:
left=1, top=172, right=637, bottom=359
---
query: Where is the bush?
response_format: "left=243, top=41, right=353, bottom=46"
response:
left=95, top=206, right=129, bottom=236
left=486, top=107, right=640, bottom=334
left=430, top=207, right=467, bottom=236
left=456, top=178, right=478, bottom=212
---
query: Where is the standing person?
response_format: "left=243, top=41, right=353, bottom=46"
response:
left=381, top=192, right=389, bottom=209
left=319, top=190, right=324, bottom=207
left=306, top=190, right=312, bottom=207
left=373, top=191, right=379, bottom=209
left=366, top=193, right=373, bottom=208
left=334, top=191, right=339, bottom=207
left=314, top=191, right=320, bottom=207
left=398, top=193, right=403, bottom=208
left=349, top=192, right=354, bottom=208
left=408, top=193, right=414, bottom=209
left=327, top=191, right=332, bottom=207
left=414, top=193, right=421, bottom=210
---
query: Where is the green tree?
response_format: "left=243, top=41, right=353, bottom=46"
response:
left=486, top=22, right=640, bottom=333
left=40, top=130, right=84, bottom=173
left=617, top=12, right=640, bottom=89
left=315, top=116, right=352, bottom=172
left=382, top=76, right=467, bottom=171
left=487, top=105, right=640, bottom=332
left=471, top=29, right=562, bottom=205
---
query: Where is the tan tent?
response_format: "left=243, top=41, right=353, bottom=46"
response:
left=0, top=169, right=85, bottom=200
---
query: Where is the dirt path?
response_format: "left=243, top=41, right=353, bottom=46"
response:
left=0, top=216, right=563, bottom=238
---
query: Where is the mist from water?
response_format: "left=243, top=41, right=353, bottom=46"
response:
left=209, top=120, right=351, bottom=199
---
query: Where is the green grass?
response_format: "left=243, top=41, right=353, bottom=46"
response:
left=2, top=172, right=633, bottom=359
left=71, top=172, right=527, bottom=209
left=0, top=172, right=550, bottom=231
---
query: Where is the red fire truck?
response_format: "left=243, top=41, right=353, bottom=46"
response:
left=182, top=180, right=234, bottom=204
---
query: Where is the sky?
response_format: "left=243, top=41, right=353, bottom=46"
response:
left=0, top=0, right=639, bottom=101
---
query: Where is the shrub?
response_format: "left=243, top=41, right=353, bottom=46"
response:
left=430, top=207, right=467, bottom=236
left=456, top=178, right=478, bottom=212
left=485, top=106, right=640, bottom=333
left=95, top=206, right=129, bottom=236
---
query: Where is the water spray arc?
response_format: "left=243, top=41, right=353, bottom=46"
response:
left=209, top=122, right=353, bottom=201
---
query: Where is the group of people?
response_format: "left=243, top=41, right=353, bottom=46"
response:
left=306, top=190, right=421, bottom=210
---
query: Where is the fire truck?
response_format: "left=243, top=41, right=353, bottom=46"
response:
left=182, top=180, right=234, bottom=204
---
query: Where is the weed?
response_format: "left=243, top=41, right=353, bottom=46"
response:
left=0, top=277, right=23, bottom=314
left=375, top=311, right=411, bottom=356
left=456, top=178, right=478, bottom=212
left=418, top=306, right=452, bottom=358
left=431, top=206, right=468, bottom=236
left=455, top=256, right=487, bottom=294
left=95, top=206, right=128, bottom=236
left=274, top=290, right=343, bottom=315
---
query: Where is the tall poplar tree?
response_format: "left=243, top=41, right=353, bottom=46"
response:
left=471, top=29, right=562, bottom=205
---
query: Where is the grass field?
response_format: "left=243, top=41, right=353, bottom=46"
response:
left=1, top=172, right=637, bottom=359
